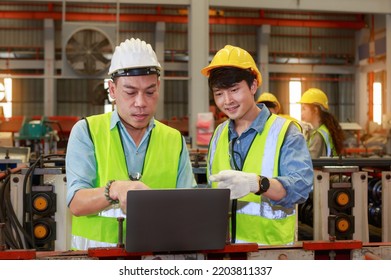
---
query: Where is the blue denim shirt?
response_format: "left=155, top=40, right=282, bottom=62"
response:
left=65, top=110, right=197, bottom=206
left=227, top=104, right=313, bottom=208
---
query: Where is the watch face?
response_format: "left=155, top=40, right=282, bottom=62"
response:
left=255, top=176, right=270, bottom=195
left=260, top=177, right=270, bottom=191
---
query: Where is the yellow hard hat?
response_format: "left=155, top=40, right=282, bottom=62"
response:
left=298, top=88, right=329, bottom=110
left=256, top=92, right=281, bottom=112
left=201, top=45, right=262, bottom=87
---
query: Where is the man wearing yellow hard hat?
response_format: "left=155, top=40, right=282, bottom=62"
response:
left=201, top=45, right=313, bottom=246
left=298, top=88, right=345, bottom=158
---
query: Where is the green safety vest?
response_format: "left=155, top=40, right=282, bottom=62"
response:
left=309, top=124, right=336, bottom=157
left=208, top=114, right=296, bottom=245
left=71, top=112, right=182, bottom=249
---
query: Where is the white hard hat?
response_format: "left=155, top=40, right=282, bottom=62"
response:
left=108, top=38, right=161, bottom=77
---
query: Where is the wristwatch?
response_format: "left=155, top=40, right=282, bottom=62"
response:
left=255, top=176, right=270, bottom=195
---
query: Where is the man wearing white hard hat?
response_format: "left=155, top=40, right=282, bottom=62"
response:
left=66, top=38, right=196, bottom=250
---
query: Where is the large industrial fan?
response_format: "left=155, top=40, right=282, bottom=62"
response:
left=65, top=28, right=113, bottom=75
left=62, top=23, right=116, bottom=77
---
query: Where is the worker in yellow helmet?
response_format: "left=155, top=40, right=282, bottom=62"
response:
left=298, top=88, right=344, bottom=158
left=201, top=45, right=313, bottom=246
left=256, top=92, right=281, bottom=114
left=257, top=92, right=303, bottom=132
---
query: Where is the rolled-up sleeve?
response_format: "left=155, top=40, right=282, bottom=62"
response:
left=272, top=124, right=314, bottom=208
left=65, top=120, right=97, bottom=206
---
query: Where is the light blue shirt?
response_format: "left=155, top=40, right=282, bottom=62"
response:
left=65, top=110, right=197, bottom=206
left=226, top=104, right=313, bottom=208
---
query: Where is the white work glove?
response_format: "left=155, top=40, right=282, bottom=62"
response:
left=210, top=170, right=259, bottom=199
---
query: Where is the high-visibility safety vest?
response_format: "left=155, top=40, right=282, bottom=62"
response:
left=208, top=114, right=296, bottom=245
left=279, top=114, right=302, bottom=132
left=71, top=112, right=182, bottom=250
left=309, top=124, right=336, bottom=157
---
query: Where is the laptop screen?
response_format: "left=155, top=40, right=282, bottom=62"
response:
left=125, top=188, right=230, bottom=253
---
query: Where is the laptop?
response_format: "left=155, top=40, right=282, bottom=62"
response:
left=125, top=188, right=230, bottom=253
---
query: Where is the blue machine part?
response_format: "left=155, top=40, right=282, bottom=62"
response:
left=17, top=117, right=53, bottom=140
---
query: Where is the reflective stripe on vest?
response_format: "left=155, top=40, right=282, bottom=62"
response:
left=279, top=114, right=303, bottom=133
left=71, top=113, right=182, bottom=250
left=71, top=236, right=117, bottom=250
left=310, top=124, right=336, bottom=157
left=208, top=114, right=296, bottom=245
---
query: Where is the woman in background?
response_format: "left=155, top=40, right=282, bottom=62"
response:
left=299, top=88, right=344, bottom=158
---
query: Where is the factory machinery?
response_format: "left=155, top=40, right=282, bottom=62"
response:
left=298, top=158, right=391, bottom=242
left=188, top=152, right=391, bottom=260
left=189, top=151, right=391, bottom=243
left=1, top=151, right=391, bottom=260
left=0, top=153, right=71, bottom=259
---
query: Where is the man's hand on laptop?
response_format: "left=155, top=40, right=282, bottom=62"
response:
left=109, top=180, right=150, bottom=213
left=209, top=170, right=259, bottom=199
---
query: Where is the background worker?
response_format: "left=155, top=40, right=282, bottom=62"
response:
left=257, top=92, right=304, bottom=132
left=66, top=38, right=196, bottom=250
left=201, top=45, right=313, bottom=246
left=298, top=88, right=345, bottom=158
left=256, top=92, right=281, bottom=114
